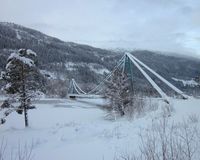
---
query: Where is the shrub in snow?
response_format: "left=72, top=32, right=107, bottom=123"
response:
left=104, top=70, right=132, bottom=116
left=0, top=49, right=45, bottom=127
left=45, top=78, right=68, bottom=98
left=115, top=116, right=200, bottom=160
left=104, top=69, right=145, bottom=118
left=188, top=114, right=199, bottom=124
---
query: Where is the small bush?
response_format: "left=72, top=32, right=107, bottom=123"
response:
left=114, top=116, right=200, bottom=160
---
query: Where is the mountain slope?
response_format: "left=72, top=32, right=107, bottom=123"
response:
left=131, top=50, right=200, bottom=95
left=0, top=22, right=200, bottom=96
left=0, top=22, right=120, bottom=89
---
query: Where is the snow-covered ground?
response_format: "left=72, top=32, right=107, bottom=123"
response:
left=65, top=62, right=110, bottom=75
left=0, top=97, right=200, bottom=160
left=172, top=77, right=199, bottom=87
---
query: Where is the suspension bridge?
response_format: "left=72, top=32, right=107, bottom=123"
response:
left=68, top=52, right=188, bottom=103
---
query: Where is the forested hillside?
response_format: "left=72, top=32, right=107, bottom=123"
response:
left=0, top=22, right=200, bottom=96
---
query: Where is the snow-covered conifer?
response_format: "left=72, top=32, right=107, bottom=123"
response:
left=0, top=49, right=44, bottom=127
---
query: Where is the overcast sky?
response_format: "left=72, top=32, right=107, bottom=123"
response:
left=1, top=0, right=200, bottom=56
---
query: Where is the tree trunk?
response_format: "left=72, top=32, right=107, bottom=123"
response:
left=118, top=105, right=125, bottom=116
left=24, top=106, right=28, bottom=127
left=22, top=64, right=29, bottom=127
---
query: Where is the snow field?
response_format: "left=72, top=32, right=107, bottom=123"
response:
left=0, top=97, right=200, bottom=160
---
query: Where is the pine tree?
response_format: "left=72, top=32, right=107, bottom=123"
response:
left=104, top=70, right=132, bottom=116
left=0, top=49, right=44, bottom=127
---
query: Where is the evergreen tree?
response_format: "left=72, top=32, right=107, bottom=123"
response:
left=0, top=49, right=44, bottom=127
left=104, top=70, right=132, bottom=116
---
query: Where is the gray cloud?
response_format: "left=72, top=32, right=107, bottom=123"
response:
left=1, top=0, right=200, bottom=57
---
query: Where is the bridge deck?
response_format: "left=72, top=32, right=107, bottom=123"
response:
left=68, top=94, right=105, bottom=99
